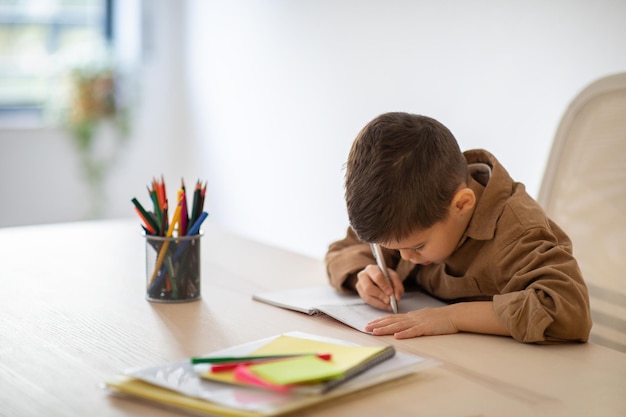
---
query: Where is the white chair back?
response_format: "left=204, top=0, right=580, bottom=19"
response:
left=538, top=72, right=626, bottom=352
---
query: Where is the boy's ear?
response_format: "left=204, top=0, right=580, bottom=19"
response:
left=451, top=187, right=476, bottom=215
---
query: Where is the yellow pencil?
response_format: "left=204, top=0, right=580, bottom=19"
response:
left=148, top=201, right=183, bottom=286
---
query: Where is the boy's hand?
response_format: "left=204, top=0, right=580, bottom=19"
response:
left=365, top=306, right=458, bottom=338
left=355, top=264, right=404, bottom=312
left=364, top=302, right=510, bottom=338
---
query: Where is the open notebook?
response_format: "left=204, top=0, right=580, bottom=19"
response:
left=105, top=331, right=438, bottom=417
left=252, top=286, right=446, bottom=333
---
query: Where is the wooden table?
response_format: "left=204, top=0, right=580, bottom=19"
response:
left=1, top=219, right=624, bottom=417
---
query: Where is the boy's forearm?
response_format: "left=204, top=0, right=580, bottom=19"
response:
left=449, top=301, right=510, bottom=337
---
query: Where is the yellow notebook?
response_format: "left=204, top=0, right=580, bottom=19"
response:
left=104, top=331, right=437, bottom=417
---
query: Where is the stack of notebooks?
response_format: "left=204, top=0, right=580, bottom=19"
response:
left=105, top=331, right=438, bottom=416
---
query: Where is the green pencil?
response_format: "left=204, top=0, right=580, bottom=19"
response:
left=190, top=354, right=320, bottom=364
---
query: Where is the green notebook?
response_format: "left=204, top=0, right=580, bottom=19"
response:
left=246, top=355, right=344, bottom=385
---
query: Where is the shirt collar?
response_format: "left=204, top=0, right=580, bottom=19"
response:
left=463, top=149, right=514, bottom=241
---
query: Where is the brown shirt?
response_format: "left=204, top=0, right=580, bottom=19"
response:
left=325, top=149, right=592, bottom=343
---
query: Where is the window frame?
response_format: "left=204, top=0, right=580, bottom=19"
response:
left=0, top=0, right=114, bottom=129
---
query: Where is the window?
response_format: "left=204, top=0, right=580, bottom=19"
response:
left=0, top=0, right=113, bottom=127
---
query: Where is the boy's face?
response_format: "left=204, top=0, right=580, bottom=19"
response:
left=381, top=188, right=474, bottom=265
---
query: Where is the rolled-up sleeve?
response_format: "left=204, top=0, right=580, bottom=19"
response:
left=492, top=226, right=592, bottom=343
left=325, top=227, right=374, bottom=292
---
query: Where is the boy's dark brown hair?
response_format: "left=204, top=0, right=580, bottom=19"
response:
left=345, top=112, right=468, bottom=243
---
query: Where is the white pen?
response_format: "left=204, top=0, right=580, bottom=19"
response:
left=370, top=243, right=399, bottom=314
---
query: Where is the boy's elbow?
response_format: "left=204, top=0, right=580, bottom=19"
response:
left=533, top=302, right=592, bottom=344
left=548, top=284, right=592, bottom=343
left=546, top=306, right=592, bottom=343
left=494, top=291, right=592, bottom=344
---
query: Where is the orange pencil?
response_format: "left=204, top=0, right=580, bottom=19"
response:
left=134, top=207, right=156, bottom=235
left=159, top=175, right=167, bottom=206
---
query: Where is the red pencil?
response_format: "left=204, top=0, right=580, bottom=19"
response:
left=180, top=179, right=189, bottom=236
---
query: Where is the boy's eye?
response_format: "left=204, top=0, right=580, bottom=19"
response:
left=413, top=245, right=424, bottom=252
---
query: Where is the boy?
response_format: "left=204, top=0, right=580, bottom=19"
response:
left=325, top=112, right=591, bottom=343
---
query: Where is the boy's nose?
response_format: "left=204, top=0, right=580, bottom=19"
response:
left=398, top=249, right=415, bottom=261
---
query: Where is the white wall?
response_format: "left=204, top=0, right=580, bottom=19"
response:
left=2, top=0, right=626, bottom=262
left=184, top=0, right=626, bottom=259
